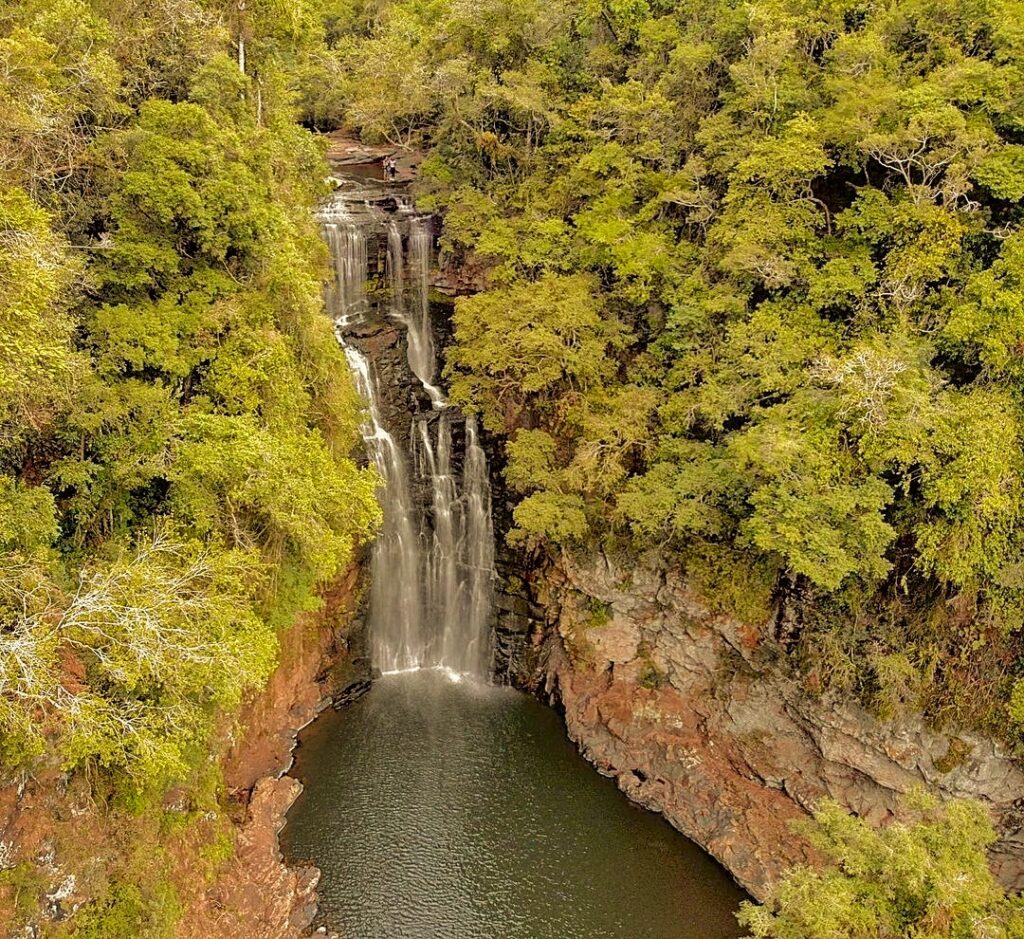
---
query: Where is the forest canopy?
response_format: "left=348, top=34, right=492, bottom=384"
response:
left=0, top=0, right=381, bottom=795
left=2, top=0, right=1024, bottom=934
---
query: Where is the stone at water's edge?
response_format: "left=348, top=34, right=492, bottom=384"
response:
left=524, top=550, right=1024, bottom=901
left=323, top=131, right=424, bottom=183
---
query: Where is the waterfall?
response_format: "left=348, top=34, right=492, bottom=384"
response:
left=387, top=218, right=445, bottom=409
left=463, top=414, right=495, bottom=664
left=407, top=219, right=437, bottom=386
left=321, top=189, right=495, bottom=681
left=344, top=347, right=426, bottom=673
left=324, top=217, right=368, bottom=327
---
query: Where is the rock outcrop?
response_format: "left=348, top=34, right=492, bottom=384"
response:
left=176, top=776, right=325, bottom=939
left=527, top=549, right=1024, bottom=901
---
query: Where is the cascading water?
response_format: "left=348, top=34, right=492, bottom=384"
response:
left=412, top=412, right=495, bottom=678
left=463, top=415, right=495, bottom=663
left=325, top=214, right=369, bottom=326
left=387, top=217, right=445, bottom=408
left=320, top=183, right=495, bottom=681
left=343, top=345, right=425, bottom=673
left=406, top=219, right=438, bottom=388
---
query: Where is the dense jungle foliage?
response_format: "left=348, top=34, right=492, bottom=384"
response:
left=323, top=0, right=1024, bottom=745
left=0, top=2, right=386, bottom=928
left=0, top=0, right=381, bottom=795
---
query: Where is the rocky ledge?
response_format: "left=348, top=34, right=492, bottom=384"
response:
left=529, top=549, right=1024, bottom=901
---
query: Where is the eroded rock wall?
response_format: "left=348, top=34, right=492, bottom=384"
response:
left=526, top=549, right=1024, bottom=901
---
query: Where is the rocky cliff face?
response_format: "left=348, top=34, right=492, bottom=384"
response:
left=517, top=549, right=1024, bottom=901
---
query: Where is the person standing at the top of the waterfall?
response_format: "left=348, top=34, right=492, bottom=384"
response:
left=385, top=155, right=398, bottom=183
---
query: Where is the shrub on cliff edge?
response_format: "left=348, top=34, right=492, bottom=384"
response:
left=739, top=794, right=1024, bottom=939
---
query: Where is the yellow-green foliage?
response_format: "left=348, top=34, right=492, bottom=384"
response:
left=0, top=0, right=380, bottom=797
left=0, top=539, right=278, bottom=791
left=330, top=0, right=1024, bottom=740
left=739, top=795, right=1024, bottom=938
left=0, top=188, right=77, bottom=445
left=62, top=880, right=181, bottom=939
left=0, top=475, right=58, bottom=553
left=0, top=862, right=48, bottom=931
left=448, top=273, right=621, bottom=433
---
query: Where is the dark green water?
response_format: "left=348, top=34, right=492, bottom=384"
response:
left=281, top=671, right=745, bottom=939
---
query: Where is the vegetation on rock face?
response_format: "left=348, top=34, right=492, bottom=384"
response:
left=739, top=795, right=1024, bottom=938
left=0, top=0, right=380, bottom=913
left=325, top=0, right=1024, bottom=747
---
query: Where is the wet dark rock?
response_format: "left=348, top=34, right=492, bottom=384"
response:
left=495, top=592, right=531, bottom=617
left=333, top=679, right=372, bottom=710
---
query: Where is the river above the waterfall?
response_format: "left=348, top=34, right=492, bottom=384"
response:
left=280, top=671, right=745, bottom=939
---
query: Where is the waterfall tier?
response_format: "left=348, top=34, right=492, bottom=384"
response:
left=320, top=182, right=495, bottom=681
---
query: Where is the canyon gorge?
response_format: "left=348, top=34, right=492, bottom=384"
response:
left=262, top=155, right=1024, bottom=934
left=3, top=2, right=1024, bottom=935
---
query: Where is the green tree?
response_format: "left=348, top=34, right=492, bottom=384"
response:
left=448, top=272, right=622, bottom=433
left=739, top=796, right=1024, bottom=939
left=0, top=188, right=77, bottom=448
